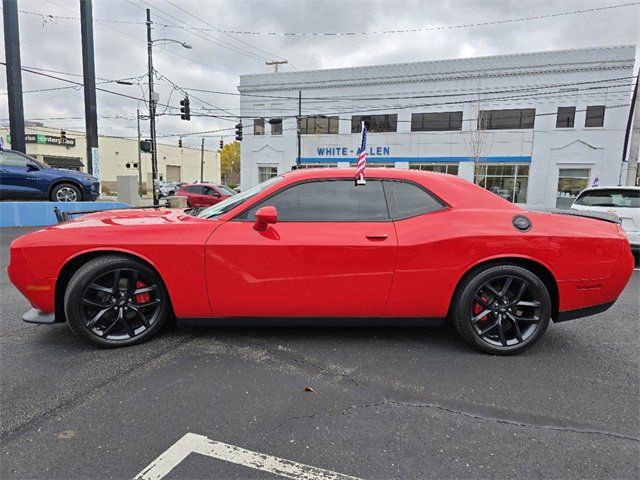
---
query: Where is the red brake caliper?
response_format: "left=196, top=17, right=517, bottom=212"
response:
left=473, top=296, right=490, bottom=322
left=134, top=280, right=150, bottom=304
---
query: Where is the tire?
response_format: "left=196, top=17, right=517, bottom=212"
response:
left=64, top=255, right=170, bottom=348
left=51, top=183, right=82, bottom=202
left=451, top=264, right=551, bottom=355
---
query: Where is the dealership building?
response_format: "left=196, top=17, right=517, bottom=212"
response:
left=1, top=124, right=221, bottom=192
left=238, top=45, right=636, bottom=208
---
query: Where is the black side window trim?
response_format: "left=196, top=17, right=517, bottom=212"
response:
left=231, top=177, right=448, bottom=223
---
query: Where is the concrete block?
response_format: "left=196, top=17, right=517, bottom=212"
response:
left=117, top=175, right=140, bottom=206
left=0, top=201, right=131, bottom=227
left=167, top=196, right=188, bottom=209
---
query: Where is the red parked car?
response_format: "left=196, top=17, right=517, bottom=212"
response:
left=8, top=168, right=634, bottom=354
left=174, top=183, right=235, bottom=208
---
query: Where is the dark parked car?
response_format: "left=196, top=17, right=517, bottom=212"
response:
left=0, top=150, right=100, bottom=202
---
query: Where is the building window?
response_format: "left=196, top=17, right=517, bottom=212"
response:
left=585, top=105, right=605, bottom=128
left=556, top=107, right=576, bottom=128
left=351, top=114, right=398, bottom=133
left=556, top=168, right=590, bottom=209
left=258, top=166, right=278, bottom=183
left=254, top=118, right=265, bottom=135
left=300, top=116, right=339, bottom=134
left=474, top=163, right=529, bottom=203
left=410, top=163, right=459, bottom=175
left=411, top=111, right=463, bottom=131
left=269, top=118, right=282, bottom=135
left=349, top=163, right=395, bottom=168
left=478, top=109, right=535, bottom=130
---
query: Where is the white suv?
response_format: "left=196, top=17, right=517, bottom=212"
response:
left=572, top=186, right=639, bottom=263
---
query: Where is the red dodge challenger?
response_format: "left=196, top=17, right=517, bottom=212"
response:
left=8, top=168, right=634, bottom=354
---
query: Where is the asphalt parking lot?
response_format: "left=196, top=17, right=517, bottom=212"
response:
left=1, top=227, right=638, bottom=480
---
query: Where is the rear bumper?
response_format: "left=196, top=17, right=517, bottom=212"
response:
left=22, top=308, right=58, bottom=325
left=555, top=301, right=615, bottom=323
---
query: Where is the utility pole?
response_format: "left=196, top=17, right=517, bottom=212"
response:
left=80, top=0, right=98, bottom=175
left=265, top=60, right=288, bottom=73
left=3, top=0, right=25, bottom=153
left=200, top=138, right=205, bottom=182
left=146, top=8, right=159, bottom=205
left=623, top=71, right=640, bottom=186
left=136, top=109, right=143, bottom=192
left=296, top=90, right=302, bottom=168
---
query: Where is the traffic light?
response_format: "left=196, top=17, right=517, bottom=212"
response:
left=235, top=122, right=243, bottom=142
left=60, top=130, right=66, bottom=141
left=180, top=96, right=190, bottom=121
left=140, top=139, right=152, bottom=153
left=219, top=139, right=224, bottom=150
left=178, top=137, right=183, bottom=148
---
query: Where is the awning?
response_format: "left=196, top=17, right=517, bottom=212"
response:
left=42, top=156, right=85, bottom=169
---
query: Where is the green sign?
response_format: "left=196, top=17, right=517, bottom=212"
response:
left=4, top=132, right=75, bottom=147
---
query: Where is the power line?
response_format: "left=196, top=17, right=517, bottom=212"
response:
left=164, top=0, right=292, bottom=67
left=130, top=0, right=273, bottom=62
left=13, top=2, right=639, bottom=37
left=218, top=2, right=640, bottom=36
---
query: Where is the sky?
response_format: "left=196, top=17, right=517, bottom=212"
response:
left=0, top=0, right=638, bottom=148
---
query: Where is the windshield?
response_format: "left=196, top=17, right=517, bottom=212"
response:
left=575, top=189, right=640, bottom=208
left=197, top=176, right=283, bottom=218
left=218, top=185, right=237, bottom=196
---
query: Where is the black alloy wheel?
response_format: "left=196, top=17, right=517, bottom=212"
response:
left=64, top=255, right=169, bottom=348
left=452, top=264, right=551, bottom=355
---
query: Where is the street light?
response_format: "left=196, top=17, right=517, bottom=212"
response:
left=146, top=9, right=192, bottom=205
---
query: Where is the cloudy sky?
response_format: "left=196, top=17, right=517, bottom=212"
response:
left=0, top=0, right=638, bottom=148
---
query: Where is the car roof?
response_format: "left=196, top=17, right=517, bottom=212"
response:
left=276, top=167, right=516, bottom=211
left=579, top=186, right=640, bottom=192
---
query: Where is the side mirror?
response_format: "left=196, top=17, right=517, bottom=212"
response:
left=254, top=206, right=278, bottom=231
left=27, top=163, right=40, bottom=171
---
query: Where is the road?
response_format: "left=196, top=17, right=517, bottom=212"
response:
left=1, top=227, right=638, bottom=479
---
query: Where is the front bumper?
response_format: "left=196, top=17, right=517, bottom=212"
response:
left=23, top=308, right=57, bottom=325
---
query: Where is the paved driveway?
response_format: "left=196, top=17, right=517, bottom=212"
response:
left=1, top=227, right=638, bottom=479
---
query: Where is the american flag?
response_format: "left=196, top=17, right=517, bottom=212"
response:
left=355, top=121, right=367, bottom=179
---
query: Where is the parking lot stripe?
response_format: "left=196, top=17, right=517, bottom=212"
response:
left=134, top=433, right=362, bottom=480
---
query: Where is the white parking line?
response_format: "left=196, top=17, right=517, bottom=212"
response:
left=134, top=433, right=362, bottom=480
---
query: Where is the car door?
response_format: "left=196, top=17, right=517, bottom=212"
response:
left=203, top=186, right=223, bottom=206
left=0, top=151, right=47, bottom=199
left=205, top=179, right=398, bottom=317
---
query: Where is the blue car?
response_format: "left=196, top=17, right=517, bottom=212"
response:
left=0, top=149, right=100, bottom=202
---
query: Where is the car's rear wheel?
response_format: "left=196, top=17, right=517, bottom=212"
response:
left=51, top=183, right=82, bottom=202
left=451, top=264, right=551, bottom=355
left=64, top=255, right=169, bottom=348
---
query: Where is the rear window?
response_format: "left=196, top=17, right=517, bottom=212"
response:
left=575, top=189, right=640, bottom=208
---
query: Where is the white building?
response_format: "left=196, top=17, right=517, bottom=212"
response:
left=238, top=45, right=636, bottom=208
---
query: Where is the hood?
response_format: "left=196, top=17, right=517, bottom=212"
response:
left=52, top=167, right=98, bottom=182
left=48, top=207, right=212, bottom=229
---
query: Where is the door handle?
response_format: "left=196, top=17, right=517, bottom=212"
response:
left=365, top=234, right=388, bottom=240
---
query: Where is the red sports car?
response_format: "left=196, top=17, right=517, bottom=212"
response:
left=8, top=169, right=634, bottom=354
left=174, top=183, right=235, bottom=208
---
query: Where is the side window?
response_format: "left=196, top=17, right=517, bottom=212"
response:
left=238, top=180, right=389, bottom=222
left=185, top=185, right=205, bottom=194
left=0, top=151, right=30, bottom=167
left=384, top=181, right=446, bottom=220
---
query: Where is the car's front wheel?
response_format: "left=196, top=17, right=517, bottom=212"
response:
left=51, top=183, right=82, bottom=202
left=451, top=264, right=551, bottom=355
left=64, top=255, right=170, bottom=348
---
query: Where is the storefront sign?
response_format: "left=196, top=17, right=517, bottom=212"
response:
left=316, top=146, right=391, bottom=156
left=6, top=133, right=76, bottom=147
